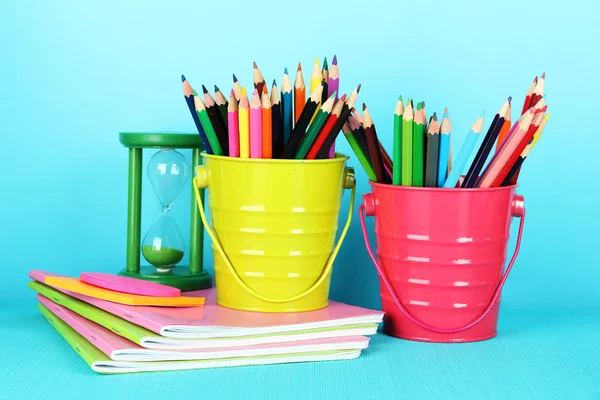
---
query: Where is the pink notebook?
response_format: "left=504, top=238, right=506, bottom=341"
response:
left=30, top=270, right=384, bottom=339
left=38, top=294, right=370, bottom=362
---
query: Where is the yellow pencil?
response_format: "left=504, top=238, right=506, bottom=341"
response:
left=310, top=57, right=322, bottom=122
left=239, top=94, right=250, bottom=158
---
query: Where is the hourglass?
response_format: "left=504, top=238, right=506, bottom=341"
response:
left=117, top=132, right=212, bottom=291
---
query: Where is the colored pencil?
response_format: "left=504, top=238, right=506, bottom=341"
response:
left=281, top=68, right=293, bottom=146
left=342, top=122, right=377, bottom=181
left=424, top=113, right=440, bottom=187
left=313, top=84, right=360, bottom=159
left=261, top=86, right=272, bottom=158
left=412, top=102, right=426, bottom=187
left=528, top=72, right=545, bottom=109
left=182, top=75, right=212, bottom=154
left=321, top=57, right=329, bottom=105
left=253, top=61, right=266, bottom=95
left=249, top=89, right=263, bottom=158
left=203, top=85, right=229, bottom=155
left=379, top=142, right=393, bottom=179
left=238, top=93, right=250, bottom=158
left=232, top=74, right=243, bottom=101
left=477, top=108, right=536, bottom=188
left=401, top=99, right=414, bottom=186
left=503, top=112, right=550, bottom=186
left=271, top=80, right=283, bottom=158
left=328, top=55, right=339, bottom=102
left=521, top=76, right=537, bottom=115
left=193, top=95, right=223, bottom=156
left=327, top=55, right=340, bottom=158
left=496, top=99, right=512, bottom=150
left=294, top=63, right=306, bottom=124
left=281, top=83, right=323, bottom=158
left=363, top=104, right=388, bottom=183
left=310, top=57, right=322, bottom=95
left=215, top=85, right=229, bottom=130
left=306, top=94, right=346, bottom=159
left=437, top=108, right=451, bottom=187
left=444, top=111, right=485, bottom=188
left=462, top=97, right=511, bottom=188
left=489, top=109, right=544, bottom=187
left=227, top=90, right=240, bottom=157
left=348, top=114, right=371, bottom=162
left=310, top=58, right=322, bottom=122
left=294, top=92, right=336, bottom=159
left=392, top=96, right=404, bottom=185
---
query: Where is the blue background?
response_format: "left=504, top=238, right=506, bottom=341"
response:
left=1, top=0, right=599, bottom=398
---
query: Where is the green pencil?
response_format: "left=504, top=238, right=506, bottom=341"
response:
left=342, top=122, right=377, bottom=181
left=412, top=102, right=425, bottom=186
left=294, top=92, right=337, bottom=159
left=392, top=96, right=404, bottom=185
left=401, top=99, right=414, bottom=186
left=193, top=95, right=224, bottom=156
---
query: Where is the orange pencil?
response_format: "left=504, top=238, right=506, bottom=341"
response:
left=496, top=100, right=512, bottom=150
left=261, top=86, right=272, bottom=158
left=294, top=62, right=306, bottom=124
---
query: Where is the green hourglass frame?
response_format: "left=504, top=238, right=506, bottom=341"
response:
left=118, top=132, right=212, bottom=291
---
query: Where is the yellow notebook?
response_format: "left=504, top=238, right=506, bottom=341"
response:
left=44, top=277, right=204, bottom=307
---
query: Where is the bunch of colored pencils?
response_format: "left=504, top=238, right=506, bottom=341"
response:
left=346, top=74, right=549, bottom=188
left=182, top=56, right=359, bottom=160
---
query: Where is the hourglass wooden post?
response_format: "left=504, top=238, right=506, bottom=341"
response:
left=118, top=132, right=212, bottom=291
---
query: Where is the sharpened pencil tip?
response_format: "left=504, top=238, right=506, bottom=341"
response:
left=323, top=57, right=328, bottom=70
left=233, top=74, right=238, bottom=83
left=541, top=72, right=545, bottom=79
left=214, top=85, right=219, bottom=92
left=444, top=107, right=449, bottom=115
left=357, top=84, right=361, bottom=93
left=480, top=110, right=486, bottom=117
left=340, top=94, right=347, bottom=101
left=332, top=55, right=337, bottom=65
left=508, top=96, right=512, bottom=104
left=272, top=79, right=277, bottom=86
left=362, top=103, right=367, bottom=111
left=284, top=67, right=288, bottom=75
left=252, top=88, right=258, bottom=96
left=534, top=76, right=538, bottom=83
left=192, top=89, right=198, bottom=96
left=314, top=57, right=319, bottom=65
left=230, top=89, right=235, bottom=97
left=422, top=101, right=425, bottom=108
left=297, top=62, right=302, bottom=71
left=253, top=61, right=258, bottom=69
left=201, top=85, right=208, bottom=94
left=263, top=85, right=268, bottom=94
left=181, top=75, right=186, bottom=82
left=433, top=112, right=438, bottom=121
left=398, top=95, right=402, bottom=101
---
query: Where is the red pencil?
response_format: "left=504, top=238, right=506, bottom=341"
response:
left=490, top=107, right=546, bottom=187
left=521, top=76, right=537, bottom=115
left=305, top=95, right=346, bottom=159
left=528, top=72, right=545, bottom=109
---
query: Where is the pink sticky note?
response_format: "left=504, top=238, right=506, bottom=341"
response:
left=80, top=273, right=181, bottom=298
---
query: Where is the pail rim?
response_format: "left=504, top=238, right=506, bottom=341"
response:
left=201, top=152, right=349, bottom=164
left=367, top=180, right=518, bottom=192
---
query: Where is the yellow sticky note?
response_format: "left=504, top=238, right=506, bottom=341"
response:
left=44, top=277, right=204, bottom=307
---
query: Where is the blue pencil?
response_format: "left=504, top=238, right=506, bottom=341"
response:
left=443, top=111, right=486, bottom=188
left=182, top=75, right=213, bottom=154
left=437, top=108, right=451, bottom=187
left=281, top=68, right=293, bottom=146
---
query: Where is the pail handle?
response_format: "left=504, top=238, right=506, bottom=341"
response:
left=359, top=194, right=526, bottom=334
left=192, top=167, right=356, bottom=304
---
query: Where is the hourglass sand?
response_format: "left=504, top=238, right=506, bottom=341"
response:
left=117, top=132, right=212, bottom=291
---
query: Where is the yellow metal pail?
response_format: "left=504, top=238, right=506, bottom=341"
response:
left=193, top=153, right=356, bottom=312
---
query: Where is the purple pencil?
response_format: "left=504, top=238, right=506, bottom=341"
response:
left=327, top=55, right=340, bottom=158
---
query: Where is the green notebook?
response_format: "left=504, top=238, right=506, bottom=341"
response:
left=40, top=304, right=362, bottom=374
left=29, top=281, right=379, bottom=350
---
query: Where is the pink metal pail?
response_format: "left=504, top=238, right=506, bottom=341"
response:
left=360, top=183, right=525, bottom=343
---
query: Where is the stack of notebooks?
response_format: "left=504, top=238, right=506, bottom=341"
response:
left=28, top=270, right=384, bottom=374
